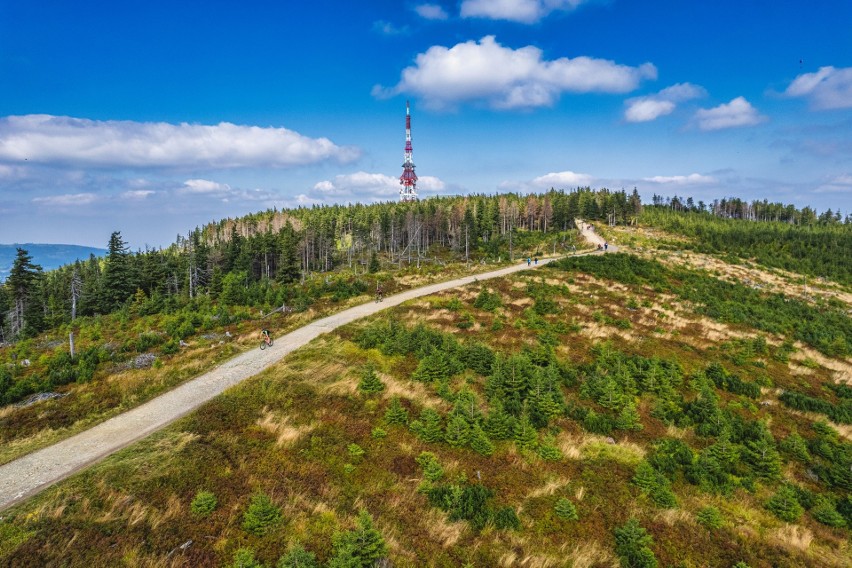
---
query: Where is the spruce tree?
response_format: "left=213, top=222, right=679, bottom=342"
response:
left=765, top=485, right=803, bottom=522
left=614, top=518, right=658, bottom=568
left=412, top=408, right=444, bottom=443
left=483, top=400, right=515, bottom=440
left=328, top=510, right=387, bottom=568
left=6, top=247, right=43, bottom=338
left=469, top=423, right=495, bottom=456
left=444, top=413, right=472, bottom=448
left=358, top=365, right=385, bottom=394
left=101, top=231, right=135, bottom=312
left=277, top=543, right=319, bottom=568
left=384, top=397, right=409, bottom=426
left=513, top=408, right=538, bottom=450
left=554, top=498, right=579, bottom=521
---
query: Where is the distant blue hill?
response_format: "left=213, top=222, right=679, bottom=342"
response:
left=0, top=243, right=107, bottom=282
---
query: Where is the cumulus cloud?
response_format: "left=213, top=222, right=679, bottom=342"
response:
left=32, top=192, right=98, bottom=206
left=694, top=97, right=766, bottom=130
left=374, top=36, right=656, bottom=110
left=415, top=3, right=449, bottom=20
left=624, top=82, right=706, bottom=122
left=180, top=178, right=232, bottom=195
left=0, top=114, right=360, bottom=169
left=784, top=66, right=852, bottom=110
left=461, top=0, right=587, bottom=23
left=643, top=173, right=717, bottom=185
left=532, top=170, right=594, bottom=187
left=311, top=171, right=445, bottom=200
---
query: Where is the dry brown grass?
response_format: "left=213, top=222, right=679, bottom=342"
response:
left=422, top=508, right=465, bottom=548
left=770, top=524, right=814, bottom=552
left=524, top=477, right=571, bottom=500
left=256, top=407, right=314, bottom=446
left=558, top=540, right=618, bottom=568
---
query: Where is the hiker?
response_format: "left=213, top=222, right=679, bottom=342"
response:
left=527, top=257, right=531, bottom=266
left=604, top=242, right=609, bottom=251
left=534, top=257, right=538, bottom=265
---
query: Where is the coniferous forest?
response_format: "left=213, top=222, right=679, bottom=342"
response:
left=1, top=188, right=850, bottom=568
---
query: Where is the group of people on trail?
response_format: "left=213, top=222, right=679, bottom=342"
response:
left=526, top=257, right=539, bottom=266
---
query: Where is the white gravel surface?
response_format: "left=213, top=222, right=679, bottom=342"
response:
left=0, top=246, right=608, bottom=512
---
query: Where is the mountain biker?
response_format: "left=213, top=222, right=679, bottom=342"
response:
left=261, top=328, right=271, bottom=344
left=376, top=284, right=384, bottom=301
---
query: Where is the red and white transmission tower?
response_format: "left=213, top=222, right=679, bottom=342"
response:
left=399, top=100, right=418, bottom=202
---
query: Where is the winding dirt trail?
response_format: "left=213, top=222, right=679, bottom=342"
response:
left=0, top=242, right=609, bottom=512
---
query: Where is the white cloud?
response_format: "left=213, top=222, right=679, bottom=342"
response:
left=624, top=82, right=706, bottom=122
left=121, top=190, right=156, bottom=200
left=374, top=36, right=656, bottom=110
left=694, top=97, right=766, bottom=130
left=415, top=3, right=449, bottom=20
left=815, top=174, right=852, bottom=193
left=532, top=170, right=593, bottom=187
left=461, top=0, right=587, bottom=23
left=643, top=173, right=717, bottom=185
left=32, top=192, right=98, bottom=206
left=0, top=115, right=360, bottom=169
left=180, top=178, right=232, bottom=195
left=784, top=66, right=852, bottom=110
left=312, top=171, right=446, bottom=200
left=625, top=100, right=676, bottom=122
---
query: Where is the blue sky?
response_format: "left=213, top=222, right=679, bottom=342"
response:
left=1, top=0, right=851, bottom=248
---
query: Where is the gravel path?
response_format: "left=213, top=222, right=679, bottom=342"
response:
left=0, top=247, right=608, bottom=512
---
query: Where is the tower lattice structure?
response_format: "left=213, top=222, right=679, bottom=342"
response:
left=399, top=100, right=418, bottom=202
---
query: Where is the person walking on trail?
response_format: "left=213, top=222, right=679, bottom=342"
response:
left=604, top=242, right=609, bottom=251
left=534, top=257, right=538, bottom=265
left=527, top=257, right=531, bottom=266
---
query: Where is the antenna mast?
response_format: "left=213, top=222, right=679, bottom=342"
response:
left=399, top=100, right=418, bottom=202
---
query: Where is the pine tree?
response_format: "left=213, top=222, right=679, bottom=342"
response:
left=484, top=400, right=515, bottom=440
left=554, top=498, right=579, bottom=521
left=328, top=510, right=387, bottom=568
left=412, top=408, right=444, bottom=443
left=444, top=413, right=472, bottom=448
left=413, top=350, right=450, bottom=383
left=358, top=365, right=385, bottom=394
left=614, top=518, right=658, bottom=568
left=277, top=543, right=319, bottom=568
left=513, top=407, right=538, bottom=450
left=765, top=485, right=803, bottom=522
left=469, top=423, right=495, bottom=456
left=6, top=247, right=43, bottom=338
left=101, top=231, right=136, bottom=312
left=617, top=401, right=643, bottom=431
left=384, top=397, right=409, bottom=426
left=744, top=430, right=782, bottom=480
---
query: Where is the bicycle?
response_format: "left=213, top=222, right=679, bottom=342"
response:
left=260, top=332, right=273, bottom=350
left=375, top=291, right=384, bottom=303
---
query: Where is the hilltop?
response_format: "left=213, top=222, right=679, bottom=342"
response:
left=0, top=190, right=850, bottom=567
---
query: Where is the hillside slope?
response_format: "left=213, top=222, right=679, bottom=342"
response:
left=1, top=234, right=849, bottom=567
